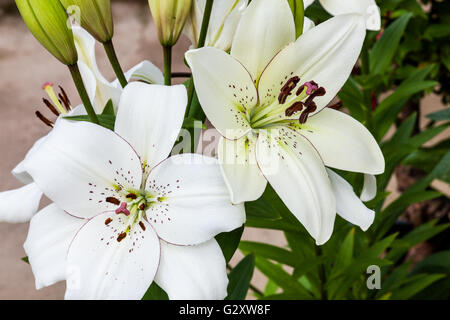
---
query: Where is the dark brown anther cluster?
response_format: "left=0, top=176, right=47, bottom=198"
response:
left=281, top=78, right=326, bottom=124
left=278, top=76, right=300, bottom=104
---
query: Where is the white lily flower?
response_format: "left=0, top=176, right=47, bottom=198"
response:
left=186, top=0, right=384, bottom=244
left=0, top=28, right=164, bottom=224
left=184, top=0, right=249, bottom=50
left=22, top=83, right=245, bottom=299
left=305, top=0, right=381, bottom=31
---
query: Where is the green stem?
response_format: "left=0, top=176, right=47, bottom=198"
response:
left=315, top=246, right=327, bottom=300
left=103, top=39, right=127, bottom=88
left=163, top=45, right=172, bottom=86
left=68, top=64, right=99, bottom=125
left=197, top=0, right=214, bottom=48
left=186, top=0, right=214, bottom=115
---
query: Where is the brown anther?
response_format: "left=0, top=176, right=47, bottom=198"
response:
left=126, top=193, right=137, bottom=200
left=105, top=218, right=112, bottom=225
left=278, top=76, right=300, bottom=104
left=281, top=76, right=300, bottom=93
left=299, top=112, right=309, bottom=124
left=106, top=197, right=121, bottom=206
left=42, top=98, right=60, bottom=116
left=139, top=221, right=146, bottom=231
left=278, top=92, right=290, bottom=104
left=298, top=102, right=317, bottom=124
left=58, top=86, right=71, bottom=111
left=328, top=101, right=343, bottom=110
left=117, top=232, right=127, bottom=242
left=285, top=102, right=304, bottom=117
left=139, top=203, right=146, bottom=211
left=304, top=87, right=326, bottom=106
left=35, top=111, right=54, bottom=128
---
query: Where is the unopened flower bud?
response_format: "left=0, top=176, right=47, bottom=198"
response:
left=148, top=0, right=193, bottom=47
left=60, top=0, right=114, bottom=43
left=15, top=0, right=78, bottom=65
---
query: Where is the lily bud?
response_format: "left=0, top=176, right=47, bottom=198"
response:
left=148, top=0, right=193, bottom=47
left=15, top=0, right=78, bottom=65
left=60, top=0, right=114, bottom=43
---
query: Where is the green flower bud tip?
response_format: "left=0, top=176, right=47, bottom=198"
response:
left=148, top=0, right=193, bottom=47
left=60, top=0, right=114, bottom=43
left=15, top=0, right=78, bottom=65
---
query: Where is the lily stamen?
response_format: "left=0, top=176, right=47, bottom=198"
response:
left=35, top=111, right=54, bottom=128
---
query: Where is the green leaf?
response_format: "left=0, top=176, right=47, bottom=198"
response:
left=338, top=76, right=365, bottom=121
left=227, top=254, right=255, bottom=300
left=426, top=109, right=450, bottom=121
left=216, top=226, right=244, bottom=262
left=101, top=99, right=115, bottom=116
left=287, top=0, right=305, bottom=38
left=64, top=114, right=116, bottom=131
left=389, top=273, right=446, bottom=300
left=239, top=241, right=299, bottom=267
left=21, top=256, right=29, bottom=264
left=374, top=191, right=442, bottom=239
left=182, top=117, right=207, bottom=129
left=374, top=80, right=437, bottom=139
left=331, top=228, right=355, bottom=276
left=410, top=251, right=450, bottom=300
left=328, top=234, right=397, bottom=299
left=369, top=13, right=412, bottom=75
left=386, top=221, right=450, bottom=263
left=142, top=282, right=169, bottom=300
left=264, top=279, right=279, bottom=296
left=244, top=185, right=282, bottom=221
left=254, top=256, right=313, bottom=298
left=373, top=64, right=436, bottom=140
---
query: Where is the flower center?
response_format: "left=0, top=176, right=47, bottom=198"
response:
left=103, top=190, right=165, bottom=243
left=250, top=76, right=326, bottom=129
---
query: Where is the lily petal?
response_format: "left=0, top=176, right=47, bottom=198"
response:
left=184, top=0, right=248, bottom=50
left=12, top=136, right=47, bottom=185
left=24, top=204, right=85, bottom=289
left=210, top=0, right=249, bottom=50
left=155, top=239, right=228, bottom=300
left=123, top=60, right=164, bottom=85
left=186, top=47, right=255, bottom=139
left=361, top=174, right=377, bottom=202
left=65, top=212, right=160, bottom=300
left=327, top=169, right=375, bottom=231
left=73, top=26, right=120, bottom=112
left=24, top=120, right=143, bottom=219
left=218, top=135, right=267, bottom=204
left=303, top=17, right=315, bottom=32
left=304, top=0, right=315, bottom=8
left=115, top=83, right=187, bottom=172
left=319, top=0, right=381, bottom=31
left=146, top=154, right=246, bottom=246
left=231, top=0, right=295, bottom=82
left=293, top=108, right=385, bottom=174
left=258, top=14, right=366, bottom=111
left=256, top=128, right=336, bottom=245
left=0, top=183, right=42, bottom=223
